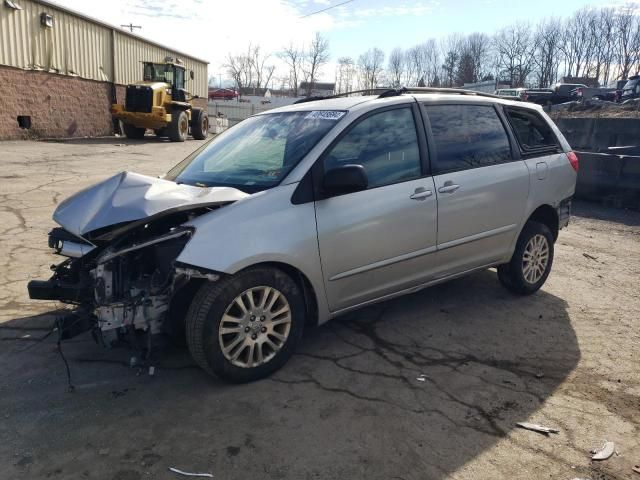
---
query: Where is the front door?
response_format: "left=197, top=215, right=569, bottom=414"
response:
left=314, top=105, right=438, bottom=312
left=422, top=103, right=529, bottom=276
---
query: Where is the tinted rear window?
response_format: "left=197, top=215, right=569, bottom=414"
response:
left=425, top=104, right=512, bottom=174
left=504, top=107, right=560, bottom=154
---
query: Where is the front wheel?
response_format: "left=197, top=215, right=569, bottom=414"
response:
left=185, top=267, right=305, bottom=383
left=168, top=110, right=188, bottom=142
left=497, top=221, right=554, bottom=295
left=122, top=123, right=146, bottom=139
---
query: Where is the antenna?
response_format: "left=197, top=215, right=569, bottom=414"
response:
left=120, top=23, right=141, bottom=33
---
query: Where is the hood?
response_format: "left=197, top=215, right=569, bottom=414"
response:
left=54, top=172, right=248, bottom=238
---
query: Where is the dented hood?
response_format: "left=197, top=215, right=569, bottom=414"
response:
left=54, top=172, right=248, bottom=237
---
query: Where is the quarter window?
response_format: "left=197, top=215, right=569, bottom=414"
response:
left=323, top=108, right=421, bottom=189
left=504, top=107, right=559, bottom=153
left=425, top=104, right=512, bottom=173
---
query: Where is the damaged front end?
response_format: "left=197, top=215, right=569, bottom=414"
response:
left=28, top=171, right=245, bottom=354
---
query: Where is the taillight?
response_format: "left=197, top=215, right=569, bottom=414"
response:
left=567, top=151, right=579, bottom=172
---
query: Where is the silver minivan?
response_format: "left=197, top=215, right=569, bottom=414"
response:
left=29, top=89, right=578, bottom=382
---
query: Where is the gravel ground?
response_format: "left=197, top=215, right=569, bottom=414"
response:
left=0, top=137, right=638, bottom=480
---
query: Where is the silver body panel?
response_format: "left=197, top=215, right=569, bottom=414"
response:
left=53, top=171, right=247, bottom=237
left=315, top=177, right=438, bottom=311
left=52, top=94, right=577, bottom=326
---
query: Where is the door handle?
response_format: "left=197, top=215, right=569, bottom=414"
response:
left=410, top=188, right=433, bottom=200
left=438, top=183, right=460, bottom=194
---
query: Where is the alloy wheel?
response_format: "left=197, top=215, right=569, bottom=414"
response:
left=522, top=234, right=549, bottom=284
left=218, top=286, right=292, bottom=368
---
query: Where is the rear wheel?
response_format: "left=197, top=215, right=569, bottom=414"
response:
left=190, top=108, right=209, bottom=140
left=122, top=123, right=146, bottom=139
left=185, top=267, right=305, bottom=383
left=168, top=110, right=188, bottom=142
left=497, top=221, right=554, bottom=295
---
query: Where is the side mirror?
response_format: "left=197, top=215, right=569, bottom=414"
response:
left=322, top=164, right=368, bottom=196
left=190, top=70, right=195, bottom=80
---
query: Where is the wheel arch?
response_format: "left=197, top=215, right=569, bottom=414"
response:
left=170, top=261, right=321, bottom=328
left=526, top=204, right=559, bottom=240
left=241, top=261, right=320, bottom=327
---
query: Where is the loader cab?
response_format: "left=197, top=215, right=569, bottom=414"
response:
left=143, top=62, right=186, bottom=90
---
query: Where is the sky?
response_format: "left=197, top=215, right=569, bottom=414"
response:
left=51, top=0, right=631, bottom=85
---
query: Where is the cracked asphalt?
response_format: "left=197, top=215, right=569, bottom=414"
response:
left=0, top=138, right=638, bottom=480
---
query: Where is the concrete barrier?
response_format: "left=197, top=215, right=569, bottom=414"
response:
left=574, top=152, right=640, bottom=209
left=555, top=117, right=640, bottom=152
left=553, top=117, right=640, bottom=210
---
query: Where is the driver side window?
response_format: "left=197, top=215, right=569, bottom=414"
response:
left=323, top=107, right=421, bottom=189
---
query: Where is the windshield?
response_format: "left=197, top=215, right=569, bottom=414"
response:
left=623, top=78, right=639, bottom=91
left=143, top=63, right=184, bottom=88
left=165, top=111, right=345, bottom=192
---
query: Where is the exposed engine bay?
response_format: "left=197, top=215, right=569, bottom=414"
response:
left=27, top=171, right=247, bottom=357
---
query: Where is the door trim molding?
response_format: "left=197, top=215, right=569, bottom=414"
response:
left=328, top=223, right=517, bottom=282
left=330, top=261, right=498, bottom=316
left=438, top=223, right=517, bottom=251
left=329, top=244, right=438, bottom=281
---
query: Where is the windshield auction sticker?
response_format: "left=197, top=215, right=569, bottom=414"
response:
left=305, top=111, right=346, bottom=120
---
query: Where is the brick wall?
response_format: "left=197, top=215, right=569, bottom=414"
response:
left=0, top=66, right=208, bottom=140
left=0, top=66, right=116, bottom=140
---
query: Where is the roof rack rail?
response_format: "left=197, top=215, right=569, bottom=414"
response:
left=292, top=87, right=501, bottom=104
left=378, top=87, right=501, bottom=99
left=293, top=88, right=392, bottom=104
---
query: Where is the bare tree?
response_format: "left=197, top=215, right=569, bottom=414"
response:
left=336, top=56, right=356, bottom=93
left=224, top=51, right=251, bottom=92
left=358, top=48, right=385, bottom=89
left=263, top=65, right=276, bottom=90
left=440, top=34, right=463, bottom=87
left=466, top=33, right=492, bottom=83
left=279, top=42, right=303, bottom=97
left=303, top=32, right=330, bottom=96
left=560, top=8, right=594, bottom=78
left=616, top=5, right=640, bottom=80
left=249, top=45, right=273, bottom=89
left=532, top=19, right=563, bottom=87
left=586, top=8, right=617, bottom=84
left=388, top=47, right=405, bottom=88
left=493, top=23, right=535, bottom=87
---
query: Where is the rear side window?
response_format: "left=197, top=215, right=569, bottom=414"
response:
left=425, top=104, right=512, bottom=174
left=323, top=107, right=421, bottom=189
left=504, top=107, right=560, bottom=154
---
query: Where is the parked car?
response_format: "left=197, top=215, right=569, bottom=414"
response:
left=494, top=88, right=526, bottom=100
left=208, top=88, right=238, bottom=101
left=523, top=88, right=554, bottom=105
left=569, top=80, right=627, bottom=102
left=621, top=75, right=640, bottom=102
left=525, top=83, right=587, bottom=105
left=28, top=89, right=577, bottom=383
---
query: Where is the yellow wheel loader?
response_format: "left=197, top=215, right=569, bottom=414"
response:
left=111, top=58, right=208, bottom=142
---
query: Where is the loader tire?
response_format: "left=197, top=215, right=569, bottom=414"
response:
left=122, top=123, right=146, bottom=139
left=168, top=110, right=188, bottom=142
left=190, top=108, right=209, bottom=140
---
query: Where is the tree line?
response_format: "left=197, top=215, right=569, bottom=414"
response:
left=219, top=4, right=640, bottom=96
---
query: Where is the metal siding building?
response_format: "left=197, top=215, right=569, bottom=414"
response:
left=0, top=0, right=208, bottom=139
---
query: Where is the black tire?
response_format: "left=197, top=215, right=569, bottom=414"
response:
left=497, top=221, right=554, bottom=295
left=168, top=110, right=188, bottom=142
left=122, top=123, right=146, bottom=139
left=154, top=128, right=167, bottom=137
left=185, top=267, right=305, bottom=383
left=190, top=108, right=209, bottom=140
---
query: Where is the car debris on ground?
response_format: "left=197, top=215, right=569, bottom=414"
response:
left=169, top=467, right=214, bottom=477
left=591, top=441, right=615, bottom=461
left=516, top=422, right=560, bottom=435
